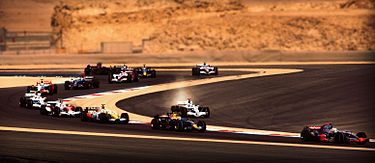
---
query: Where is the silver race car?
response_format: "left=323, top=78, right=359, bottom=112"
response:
left=108, top=65, right=139, bottom=83
left=26, top=79, right=58, bottom=95
left=40, top=99, right=82, bottom=117
left=19, top=92, right=47, bottom=109
left=171, top=99, right=210, bottom=118
left=192, top=63, right=218, bottom=76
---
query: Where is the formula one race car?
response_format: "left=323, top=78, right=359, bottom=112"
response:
left=81, top=104, right=129, bottom=124
left=64, top=76, right=100, bottom=90
left=40, top=99, right=82, bottom=117
left=108, top=65, right=139, bottom=83
left=84, top=62, right=110, bottom=75
left=26, top=79, right=57, bottom=95
left=300, top=122, right=369, bottom=145
left=192, top=63, right=218, bottom=76
left=171, top=99, right=210, bottom=118
left=19, top=92, right=47, bottom=109
left=151, top=113, right=206, bottom=132
left=134, top=65, right=156, bottom=78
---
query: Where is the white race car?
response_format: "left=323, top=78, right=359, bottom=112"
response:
left=19, top=92, right=47, bottom=109
left=192, top=63, right=218, bottom=76
left=40, top=99, right=82, bottom=117
left=27, top=79, right=58, bottom=95
left=108, top=65, right=139, bottom=83
left=81, top=104, right=129, bottom=124
left=171, top=99, right=210, bottom=118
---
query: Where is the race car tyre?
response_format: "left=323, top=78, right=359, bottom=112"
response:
left=99, top=113, right=108, bottom=123
left=120, top=113, right=129, bottom=124
left=64, top=81, right=71, bottom=90
left=334, top=132, right=345, bottom=144
left=52, top=107, right=61, bottom=117
left=200, top=107, right=210, bottom=118
left=176, top=120, right=184, bottom=132
left=300, top=127, right=314, bottom=142
left=197, top=120, right=206, bottom=132
left=48, top=85, right=53, bottom=95
left=171, top=105, right=179, bottom=113
left=108, top=73, right=113, bottom=84
left=26, top=86, right=32, bottom=93
left=356, top=132, right=367, bottom=138
left=93, top=80, right=100, bottom=88
left=25, top=99, right=33, bottom=109
left=151, top=71, right=156, bottom=78
left=81, top=111, right=88, bottom=122
left=127, top=75, right=133, bottom=83
left=168, top=119, right=177, bottom=130
left=214, top=67, right=219, bottom=75
left=151, top=119, right=160, bottom=129
left=75, top=107, right=83, bottom=112
left=133, top=72, right=139, bottom=82
left=134, top=76, right=139, bottom=82
left=53, top=84, right=58, bottom=94
left=192, top=68, right=200, bottom=76
left=40, top=106, right=48, bottom=115
left=181, top=107, right=188, bottom=117
left=19, top=97, right=26, bottom=107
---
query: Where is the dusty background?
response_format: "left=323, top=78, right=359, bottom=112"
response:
left=1, top=0, right=375, bottom=55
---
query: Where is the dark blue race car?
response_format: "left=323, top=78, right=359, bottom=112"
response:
left=64, top=76, right=99, bottom=90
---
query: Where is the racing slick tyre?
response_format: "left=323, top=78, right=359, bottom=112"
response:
left=180, top=107, right=188, bottom=117
left=120, top=113, right=129, bottom=124
left=48, top=85, right=54, bottom=95
left=151, top=71, right=156, bottom=78
left=199, top=107, right=210, bottom=118
left=176, top=120, right=184, bottom=132
left=108, top=73, right=113, bottom=84
left=151, top=118, right=160, bottom=129
left=171, top=105, right=179, bottom=113
left=197, top=120, right=206, bottom=132
left=127, top=75, right=133, bottom=83
left=334, top=132, right=346, bottom=144
left=64, top=81, right=71, bottom=90
left=19, top=97, right=26, bottom=107
left=132, top=72, right=139, bottom=82
left=81, top=110, right=88, bottom=122
left=53, top=84, right=58, bottom=94
left=99, top=113, right=109, bottom=123
left=134, top=76, right=139, bottom=82
left=214, top=67, right=219, bottom=75
left=93, top=79, right=100, bottom=88
left=356, top=132, right=367, bottom=138
left=75, top=107, right=83, bottom=118
left=192, top=68, right=199, bottom=76
left=300, top=127, right=313, bottom=142
left=52, top=107, right=61, bottom=117
left=26, top=86, right=32, bottom=93
left=25, top=99, right=33, bottom=109
left=40, top=105, right=48, bottom=115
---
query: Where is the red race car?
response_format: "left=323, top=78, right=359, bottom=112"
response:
left=27, top=79, right=57, bottom=95
left=300, top=122, right=369, bottom=145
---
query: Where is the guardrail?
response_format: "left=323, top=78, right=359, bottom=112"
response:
left=0, top=29, right=52, bottom=52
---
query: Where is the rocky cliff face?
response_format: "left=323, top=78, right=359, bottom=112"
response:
left=51, top=0, right=375, bottom=53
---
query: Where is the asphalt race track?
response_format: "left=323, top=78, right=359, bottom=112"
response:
left=0, top=65, right=374, bottom=162
left=120, top=65, right=375, bottom=137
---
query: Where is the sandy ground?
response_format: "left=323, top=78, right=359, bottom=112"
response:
left=1, top=0, right=374, bottom=54
left=0, top=76, right=74, bottom=88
